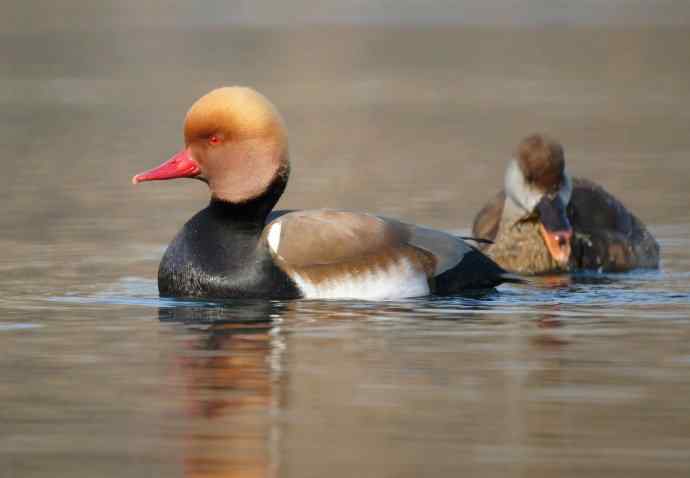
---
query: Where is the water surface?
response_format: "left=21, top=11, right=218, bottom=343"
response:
left=2, top=8, right=690, bottom=477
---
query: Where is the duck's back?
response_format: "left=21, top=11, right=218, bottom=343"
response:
left=568, top=178, right=660, bottom=271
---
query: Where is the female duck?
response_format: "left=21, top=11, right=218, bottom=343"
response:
left=133, top=87, right=510, bottom=299
left=472, top=133, right=660, bottom=274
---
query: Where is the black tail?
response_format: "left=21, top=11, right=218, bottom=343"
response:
left=434, top=247, right=524, bottom=294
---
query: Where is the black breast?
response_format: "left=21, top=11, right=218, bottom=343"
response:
left=158, top=204, right=301, bottom=299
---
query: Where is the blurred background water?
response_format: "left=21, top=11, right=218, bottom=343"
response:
left=1, top=2, right=690, bottom=477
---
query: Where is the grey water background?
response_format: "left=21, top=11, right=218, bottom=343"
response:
left=2, top=2, right=690, bottom=477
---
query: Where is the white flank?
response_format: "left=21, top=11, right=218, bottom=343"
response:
left=290, top=256, right=430, bottom=300
left=267, top=222, right=282, bottom=255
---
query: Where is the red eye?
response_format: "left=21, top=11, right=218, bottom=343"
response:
left=209, top=135, right=221, bottom=145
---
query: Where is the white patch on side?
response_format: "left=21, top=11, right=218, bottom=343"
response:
left=289, top=256, right=430, bottom=300
left=267, top=222, right=282, bottom=256
left=504, top=159, right=542, bottom=214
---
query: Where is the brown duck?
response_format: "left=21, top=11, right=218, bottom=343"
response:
left=472, top=134, right=660, bottom=274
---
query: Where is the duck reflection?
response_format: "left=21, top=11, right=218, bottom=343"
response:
left=159, top=301, right=286, bottom=478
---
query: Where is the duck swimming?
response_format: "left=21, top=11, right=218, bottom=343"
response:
left=133, top=86, right=511, bottom=299
left=472, top=133, right=660, bottom=274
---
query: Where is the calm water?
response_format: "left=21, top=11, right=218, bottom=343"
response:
left=2, top=6, right=690, bottom=477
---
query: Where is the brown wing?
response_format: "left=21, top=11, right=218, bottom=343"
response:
left=263, top=209, right=472, bottom=278
left=472, top=190, right=506, bottom=248
left=265, top=210, right=409, bottom=266
left=568, top=178, right=659, bottom=270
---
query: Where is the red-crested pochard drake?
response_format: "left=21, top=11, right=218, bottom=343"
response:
left=472, top=133, right=660, bottom=274
left=133, top=87, right=512, bottom=299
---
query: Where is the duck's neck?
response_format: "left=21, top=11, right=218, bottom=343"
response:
left=490, top=196, right=560, bottom=274
left=500, top=196, right=528, bottom=230
left=209, top=166, right=289, bottom=229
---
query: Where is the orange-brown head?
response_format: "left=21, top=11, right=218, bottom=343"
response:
left=516, top=133, right=565, bottom=193
left=132, top=87, right=289, bottom=204
left=505, top=134, right=573, bottom=267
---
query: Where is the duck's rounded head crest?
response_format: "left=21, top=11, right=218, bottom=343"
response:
left=184, top=86, right=286, bottom=146
left=515, top=133, right=565, bottom=193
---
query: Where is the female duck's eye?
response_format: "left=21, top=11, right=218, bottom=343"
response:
left=208, top=135, right=221, bottom=145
